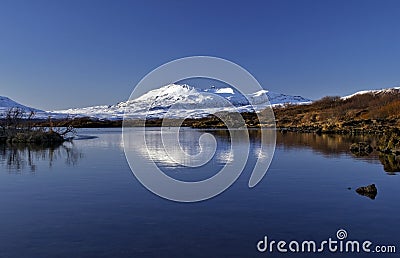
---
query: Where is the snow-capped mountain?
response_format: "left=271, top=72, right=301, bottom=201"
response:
left=53, top=84, right=311, bottom=119
left=3, top=85, right=399, bottom=120
left=342, top=87, right=400, bottom=100
left=6, top=85, right=400, bottom=121
left=0, top=96, right=44, bottom=115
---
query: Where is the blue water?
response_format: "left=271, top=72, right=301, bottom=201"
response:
left=0, top=129, right=399, bottom=257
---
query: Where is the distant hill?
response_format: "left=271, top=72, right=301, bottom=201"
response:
left=273, top=87, right=400, bottom=133
left=341, top=87, right=400, bottom=100
left=0, top=96, right=43, bottom=114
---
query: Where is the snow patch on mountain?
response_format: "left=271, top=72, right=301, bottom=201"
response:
left=213, top=87, right=234, bottom=94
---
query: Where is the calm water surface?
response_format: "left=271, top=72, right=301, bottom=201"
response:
left=0, top=128, right=399, bottom=257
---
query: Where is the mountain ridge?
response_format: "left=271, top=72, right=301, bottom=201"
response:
left=1, top=85, right=399, bottom=120
left=51, top=84, right=311, bottom=119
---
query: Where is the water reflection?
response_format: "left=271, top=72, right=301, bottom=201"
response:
left=0, top=142, right=83, bottom=173
left=124, top=128, right=234, bottom=167
left=276, top=132, right=400, bottom=173
left=123, top=128, right=399, bottom=173
left=379, top=154, right=400, bottom=174
left=4, top=129, right=395, bottom=175
left=123, top=128, right=277, bottom=168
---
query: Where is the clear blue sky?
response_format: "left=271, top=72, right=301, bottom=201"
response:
left=1, top=0, right=400, bottom=110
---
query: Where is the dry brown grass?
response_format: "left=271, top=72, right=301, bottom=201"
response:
left=272, top=89, right=400, bottom=132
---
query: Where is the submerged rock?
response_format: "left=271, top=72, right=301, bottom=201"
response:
left=355, top=184, right=378, bottom=200
left=350, top=142, right=373, bottom=156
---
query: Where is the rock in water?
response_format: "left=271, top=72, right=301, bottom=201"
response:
left=350, top=142, right=373, bottom=156
left=355, top=184, right=378, bottom=199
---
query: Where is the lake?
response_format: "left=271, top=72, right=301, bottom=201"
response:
left=0, top=128, right=399, bottom=257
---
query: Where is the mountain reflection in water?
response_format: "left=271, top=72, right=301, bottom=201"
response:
left=133, top=129, right=399, bottom=173
left=1, top=130, right=398, bottom=174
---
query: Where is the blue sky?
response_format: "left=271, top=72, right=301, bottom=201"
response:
left=1, top=0, right=400, bottom=110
